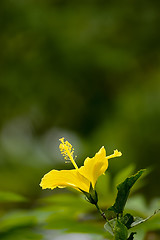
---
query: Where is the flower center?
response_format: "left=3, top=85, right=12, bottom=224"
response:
left=59, top=138, right=78, bottom=169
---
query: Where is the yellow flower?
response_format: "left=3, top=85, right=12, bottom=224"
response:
left=40, top=138, right=122, bottom=193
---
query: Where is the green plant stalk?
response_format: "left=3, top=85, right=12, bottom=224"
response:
left=95, top=203, right=114, bottom=233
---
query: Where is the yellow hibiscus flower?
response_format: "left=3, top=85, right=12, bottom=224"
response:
left=40, top=138, right=122, bottom=193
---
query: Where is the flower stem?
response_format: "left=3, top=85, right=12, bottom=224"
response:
left=95, top=203, right=106, bottom=220
left=95, top=203, right=114, bottom=233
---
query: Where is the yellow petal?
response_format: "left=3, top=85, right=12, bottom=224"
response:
left=78, top=147, right=122, bottom=189
left=40, top=169, right=90, bottom=193
left=78, top=146, right=108, bottom=189
left=107, top=149, right=122, bottom=159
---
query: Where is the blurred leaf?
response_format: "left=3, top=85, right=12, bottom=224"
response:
left=46, top=215, right=103, bottom=235
left=0, top=211, right=37, bottom=233
left=0, top=228, right=42, bottom=240
left=108, top=170, right=145, bottom=214
left=0, top=191, right=27, bottom=203
left=125, top=195, right=148, bottom=216
left=40, top=193, right=94, bottom=212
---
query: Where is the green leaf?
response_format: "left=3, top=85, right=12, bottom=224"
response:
left=104, top=216, right=134, bottom=239
left=108, top=169, right=145, bottom=214
left=104, top=219, right=116, bottom=236
left=114, top=220, right=128, bottom=240
left=131, top=209, right=160, bottom=228
left=121, top=213, right=134, bottom=229
left=130, top=216, right=143, bottom=228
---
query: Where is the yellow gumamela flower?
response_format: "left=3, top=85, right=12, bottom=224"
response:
left=40, top=138, right=122, bottom=193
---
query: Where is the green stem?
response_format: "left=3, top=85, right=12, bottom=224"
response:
left=95, top=203, right=114, bottom=233
left=95, top=203, right=106, bottom=220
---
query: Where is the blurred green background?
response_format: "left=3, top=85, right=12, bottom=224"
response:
left=0, top=0, right=160, bottom=239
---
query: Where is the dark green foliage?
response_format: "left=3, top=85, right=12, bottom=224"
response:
left=121, top=213, right=134, bottom=229
left=104, top=170, right=159, bottom=240
left=108, top=170, right=145, bottom=214
left=114, top=220, right=128, bottom=240
left=127, top=232, right=136, bottom=240
left=104, top=208, right=160, bottom=239
left=105, top=219, right=129, bottom=240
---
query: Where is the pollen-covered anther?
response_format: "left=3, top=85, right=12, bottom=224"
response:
left=59, top=138, right=78, bottom=169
